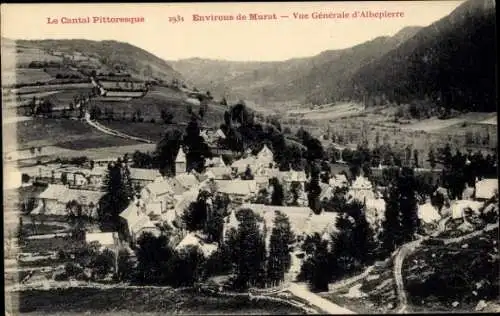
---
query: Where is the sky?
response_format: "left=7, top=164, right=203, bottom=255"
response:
left=1, top=1, right=465, bottom=62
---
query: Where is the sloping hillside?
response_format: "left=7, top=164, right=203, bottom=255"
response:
left=346, top=0, right=496, bottom=112
left=13, top=39, right=184, bottom=83
left=170, top=26, right=422, bottom=104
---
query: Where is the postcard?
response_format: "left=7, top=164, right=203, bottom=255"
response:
left=2, top=1, right=498, bottom=315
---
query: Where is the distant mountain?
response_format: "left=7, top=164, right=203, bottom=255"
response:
left=169, top=26, right=422, bottom=104
left=13, top=39, right=184, bottom=83
left=344, top=0, right=496, bottom=112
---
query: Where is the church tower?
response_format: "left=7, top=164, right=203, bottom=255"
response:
left=175, top=147, right=187, bottom=176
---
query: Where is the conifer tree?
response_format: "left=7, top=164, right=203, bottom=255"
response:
left=266, top=211, right=294, bottom=286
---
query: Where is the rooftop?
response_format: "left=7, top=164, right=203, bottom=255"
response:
left=129, top=168, right=162, bottom=181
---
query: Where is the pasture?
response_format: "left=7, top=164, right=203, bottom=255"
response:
left=12, top=83, right=93, bottom=95
left=3, top=69, right=54, bottom=86
left=94, top=86, right=226, bottom=128
left=16, top=118, right=141, bottom=151
left=15, top=47, right=63, bottom=67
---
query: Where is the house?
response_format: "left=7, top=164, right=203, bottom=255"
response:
left=228, top=204, right=338, bottom=247
left=329, top=174, right=348, bottom=188
left=85, top=232, right=118, bottom=251
left=140, top=179, right=175, bottom=206
left=215, top=128, right=226, bottom=140
left=61, top=189, right=105, bottom=218
left=449, top=200, right=484, bottom=219
left=168, top=173, right=200, bottom=195
left=88, top=166, right=107, bottom=187
left=205, top=167, right=232, bottom=180
left=58, top=166, right=90, bottom=187
left=175, top=232, right=218, bottom=258
left=417, top=203, right=441, bottom=224
left=256, top=144, right=274, bottom=166
left=347, top=176, right=375, bottom=202
left=37, top=184, right=70, bottom=215
left=37, top=184, right=104, bottom=218
left=215, top=180, right=258, bottom=203
left=175, top=147, right=187, bottom=176
left=279, top=170, right=308, bottom=191
left=475, top=179, right=498, bottom=201
left=94, top=157, right=119, bottom=166
left=205, top=156, right=226, bottom=168
left=129, top=168, right=162, bottom=188
left=231, top=157, right=258, bottom=174
left=173, top=187, right=200, bottom=217
left=119, top=202, right=160, bottom=243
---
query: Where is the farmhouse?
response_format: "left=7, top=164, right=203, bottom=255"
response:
left=37, top=184, right=104, bottom=218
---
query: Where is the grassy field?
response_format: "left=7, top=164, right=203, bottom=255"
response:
left=15, top=47, right=63, bottom=67
left=45, top=89, right=93, bottom=108
left=13, top=83, right=93, bottom=95
left=44, top=67, right=85, bottom=79
left=16, top=118, right=141, bottom=149
left=3, top=69, right=55, bottom=86
left=11, top=288, right=305, bottom=315
left=98, top=120, right=174, bottom=143
left=94, top=86, right=226, bottom=128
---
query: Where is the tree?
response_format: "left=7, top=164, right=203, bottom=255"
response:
left=169, top=245, right=206, bottom=287
left=266, top=211, right=294, bottom=286
left=233, top=208, right=266, bottom=290
left=306, top=237, right=331, bottom=292
left=160, top=110, right=174, bottom=124
left=61, top=172, right=68, bottom=185
left=242, top=165, right=254, bottom=180
left=270, top=178, right=284, bottom=206
left=182, top=190, right=210, bottom=232
left=99, top=160, right=134, bottom=231
left=306, top=164, right=322, bottom=213
left=184, top=116, right=211, bottom=172
left=413, top=149, right=419, bottom=168
left=428, top=148, right=436, bottom=170
left=155, top=128, right=182, bottom=176
left=205, top=195, right=226, bottom=244
left=90, top=248, right=115, bottom=280
left=380, top=167, right=419, bottom=255
left=21, top=173, right=30, bottom=183
left=135, top=233, right=174, bottom=284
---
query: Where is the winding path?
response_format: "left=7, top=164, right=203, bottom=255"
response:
left=84, top=113, right=153, bottom=144
left=393, top=222, right=499, bottom=313
left=288, top=283, right=355, bottom=314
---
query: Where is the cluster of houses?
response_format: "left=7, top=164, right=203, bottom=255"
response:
left=28, top=142, right=499, bottom=259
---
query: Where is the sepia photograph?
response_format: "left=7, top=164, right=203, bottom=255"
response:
left=2, top=1, right=498, bottom=314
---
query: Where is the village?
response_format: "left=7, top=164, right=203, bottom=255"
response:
left=5, top=116, right=499, bottom=312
